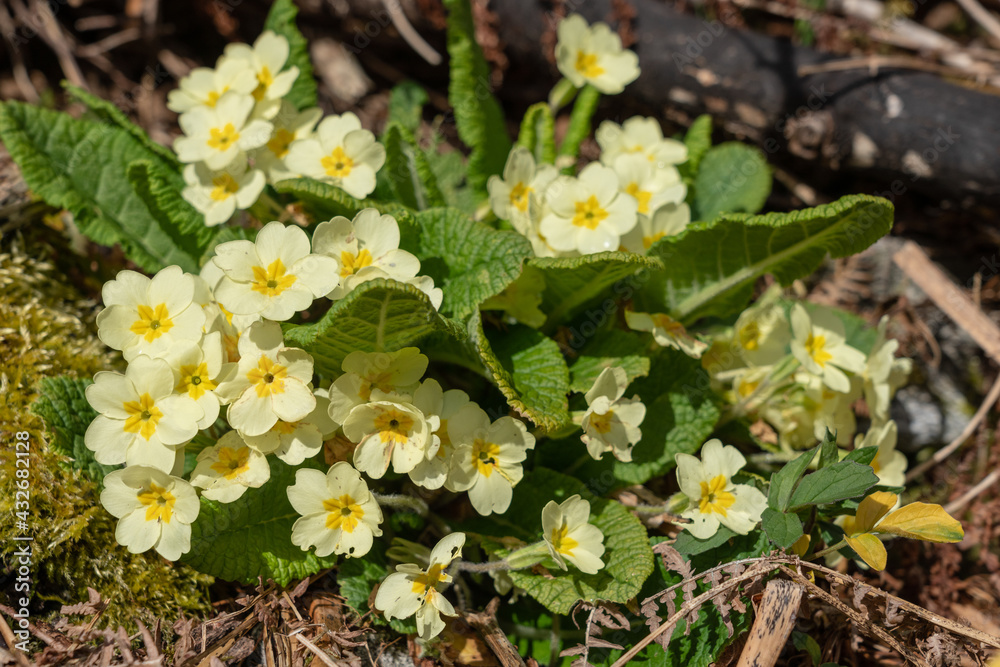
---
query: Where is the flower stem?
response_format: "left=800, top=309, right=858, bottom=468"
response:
left=372, top=493, right=428, bottom=517
left=810, top=538, right=847, bottom=559
left=453, top=559, right=511, bottom=573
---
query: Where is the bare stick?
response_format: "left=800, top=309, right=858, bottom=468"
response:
left=735, top=579, right=804, bottom=667
left=945, top=468, right=1000, bottom=515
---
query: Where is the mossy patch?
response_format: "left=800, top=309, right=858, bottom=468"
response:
left=0, top=235, right=212, bottom=630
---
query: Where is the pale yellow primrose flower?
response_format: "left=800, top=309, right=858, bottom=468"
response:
left=251, top=101, right=322, bottom=183
left=162, top=331, right=234, bottom=430
left=182, top=158, right=266, bottom=227
left=446, top=405, right=536, bottom=516
left=96, top=266, right=206, bottom=362
left=541, top=494, right=606, bottom=574
left=625, top=310, right=707, bottom=358
left=374, top=533, right=465, bottom=640
left=327, top=348, right=428, bottom=424
left=541, top=163, right=638, bottom=255
left=223, top=31, right=300, bottom=116
left=285, top=112, right=386, bottom=198
left=620, top=200, right=691, bottom=254
left=863, top=316, right=912, bottom=421
left=855, top=420, right=907, bottom=488
left=101, top=466, right=200, bottom=561
left=85, top=355, right=203, bottom=472
left=555, top=14, right=639, bottom=94
left=611, top=153, right=686, bottom=218
left=212, top=221, right=339, bottom=322
left=166, top=56, right=257, bottom=114
left=842, top=491, right=963, bottom=570
left=288, top=462, right=384, bottom=558
left=189, top=430, right=270, bottom=503
left=580, top=367, right=646, bottom=463
left=342, top=389, right=439, bottom=479
left=731, top=300, right=791, bottom=367
left=241, top=388, right=338, bottom=465
left=790, top=304, right=866, bottom=394
left=597, top=117, right=688, bottom=171
left=408, top=382, right=472, bottom=490
left=174, top=91, right=273, bottom=170
left=488, top=147, right=558, bottom=230
left=674, top=439, right=767, bottom=539
left=312, top=208, right=421, bottom=299
left=214, top=321, right=316, bottom=436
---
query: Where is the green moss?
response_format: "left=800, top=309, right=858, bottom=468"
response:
left=0, top=235, right=212, bottom=629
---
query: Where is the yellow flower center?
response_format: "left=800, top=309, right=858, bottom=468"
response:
left=323, top=494, right=364, bottom=532
left=247, top=356, right=288, bottom=398
left=472, top=439, right=502, bottom=477
left=252, top=66, right=274, bottom=101
left=550, top=521, right=579, bottom=556
left=138, top=482, right=176, bottom=523
left=588, top=410, right=615, bottom=434
left=411, top=563, right=448, bottom=600
left=698, top=474, right=736, bottom=516
left=572, top=195, right=609, bottom=230
left=123, top=393, right=163, bottom=440
left=129, top=303, right=175, bottom=342
left=251, top=258, right=297, bottom=297
left=267, top=128, right=295, bottom=159
left=804, top=333, right=833, bottom=367
left=574, top=50, right=605, bottom=78
left=321, top=146, right=354, bottom=178
left=509, top=182, right=532, bottom=213
left=210, top=173, right=241, bottom=202
left=205, top=85, right=229, bottom=107
left=739, top=321, right=761, bottom=351
left=207, top=123, right=240, bottom=151
left=178, top=362, right=217, bottom=400
left=373, top=409, right=414, bottom=447
left=737, top=378, right=760, bottom=398
left=643, top=232, right=665, bottom=249
left=340, top=248, right=374, bottom=278
left=625, top=182, right=652, bottom=215
left=210, top=446, right=252, bottom=479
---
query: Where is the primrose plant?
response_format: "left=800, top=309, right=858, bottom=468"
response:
left=5, top=0, right=964, bottom=656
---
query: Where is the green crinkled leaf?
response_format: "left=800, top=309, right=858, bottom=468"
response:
left=413, top=207, right=532, bottom=321
left=844, top=447, right=878, bottom=467
left=0, top=101, right=200, bottom=273
left=474, top=317, right=570, bottom=431
left=127, top=160, right=216, bottom=264
left=180, top=458, right=335, bottom=585
left=273, top=177, right=417, bottom=232
left=31, top=376, right=117, bottom=484
left=470, top=467, right=654, bottom=615
left=558, top=84, right=600, bottom=167
left=767, top=445, right=818, bottom=511
left=282, top=279, right=462, bottom=380
left=543, top=349, right=719, bottom=487
left=529, top=251, right=663, bottom=328
left=568, top=328, right=651, bottom=393
left=426, top=148, right=477, bottom=215
left=442, top=0, right=511, bottom=195
left=386, top=80, right=428, bottom=133
left=263, top=0, right=317, bottom=110
left=762, top=507, right=804, bottom=549
left=64, top=83, right=180, bottom=170
left=516, top=102, right=556, bottom=165
left=681, top=114, right=713, bottom=177
left=644, top=194, right=894, bottom=323
left=383, top=122, right=446, bottom=210
left=693, top=142, right=771, bottom=221
left=788, top=461, right=879, bottom=509
left=338, top=540, right=418, bottom=634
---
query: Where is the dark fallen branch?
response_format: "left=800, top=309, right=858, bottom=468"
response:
left=483, top=0, right=1000, bottom=205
